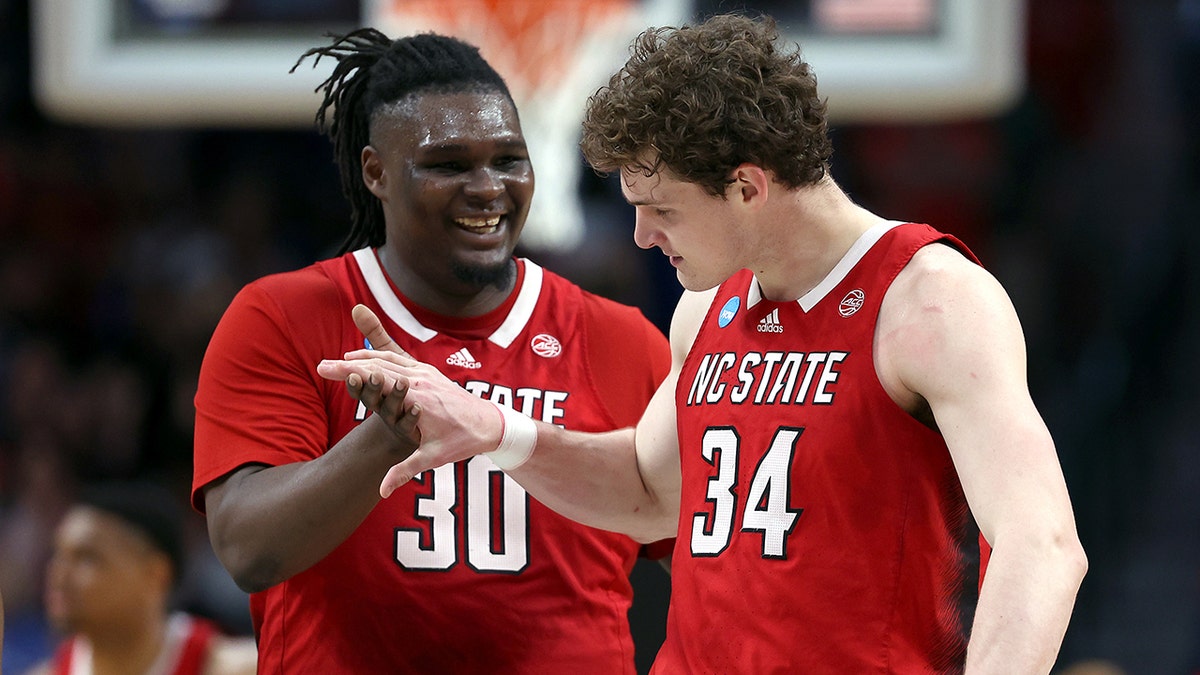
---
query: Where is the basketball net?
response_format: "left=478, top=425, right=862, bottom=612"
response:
left=368, top=0, right=689, bottom=251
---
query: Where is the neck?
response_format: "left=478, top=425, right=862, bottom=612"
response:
left=376, top=249, right=517, bottom=317
left=85, top=612, right=169, bottom=675
left=750, top=177, right=886, bottom=301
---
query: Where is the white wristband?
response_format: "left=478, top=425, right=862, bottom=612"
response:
left=483, top=402, right=537, bottom=470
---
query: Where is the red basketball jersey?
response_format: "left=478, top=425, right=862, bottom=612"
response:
left=193, top=252, right=670, bottom=674
left=656, top=222, right=985, bottom=673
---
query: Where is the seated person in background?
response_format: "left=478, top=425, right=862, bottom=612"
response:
left=27, top=482, right=255, bottom=675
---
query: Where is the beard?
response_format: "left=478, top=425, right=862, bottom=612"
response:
left=451, top=258, right=516, bottom=290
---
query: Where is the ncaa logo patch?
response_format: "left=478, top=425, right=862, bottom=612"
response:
left=839, top=289, right=865, bottom=317
left=718, top=296, right=741, bottom=328
left=531, top=333, right=562, bottom=358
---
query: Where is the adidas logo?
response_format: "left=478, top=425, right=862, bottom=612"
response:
left=756, top=308, right=784, bottom=333
left=446, top=347, right=482, bottom=369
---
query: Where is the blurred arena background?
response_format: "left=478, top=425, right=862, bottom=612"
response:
left=1, top=1, right=1198, bottom=673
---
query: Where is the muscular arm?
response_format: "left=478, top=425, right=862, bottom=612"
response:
left=203, top=411, right=417, bottom=593
left=318, top=291, right=713, bottom=543
left=196, top=281, right=420, bottom=594
left=877, top=244, right=1087, bottom=673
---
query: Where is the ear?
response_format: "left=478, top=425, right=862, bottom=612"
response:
left=361, top=145, right=387, bottom=202
left=729, top=163, right=770, bottom=210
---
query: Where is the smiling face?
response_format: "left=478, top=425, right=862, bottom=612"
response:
left=620, top=166, right=748, bottom=292
left=363, top=89, right=534, bottom=309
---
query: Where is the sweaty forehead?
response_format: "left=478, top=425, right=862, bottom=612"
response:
left=373, top=91, right=522, bottom=146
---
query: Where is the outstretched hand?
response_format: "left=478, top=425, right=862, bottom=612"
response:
left=318, top=304, right=505, bottom=497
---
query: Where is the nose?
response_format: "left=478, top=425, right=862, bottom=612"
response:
left=632, top=208, right=660, bottom=250
left=463, top=167, right=505, bottom=200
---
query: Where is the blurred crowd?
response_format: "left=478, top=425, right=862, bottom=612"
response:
left=1, top=1, right=1198, bottom=674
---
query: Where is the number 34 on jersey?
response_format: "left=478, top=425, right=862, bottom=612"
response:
left=691, top=426, right=805, bottom=560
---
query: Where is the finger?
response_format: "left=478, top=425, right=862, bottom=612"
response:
left=380, top=456, right=427, bottom=498
left=360, top=370, right=398, bottom=410
left=340, top=349, right=416, bottom=367
left=353, top=304, right=412, bottom=358
left=394, top=403, right=422, bottom=442
left=318, top=358, right=403, bottom=382
left=345, top=372, right=364, bottom=404
left=350, top=376, right=379, bottom=411
left=318, top=359, right=361, bottom=381
left=378, top=379, right=409, bottom=426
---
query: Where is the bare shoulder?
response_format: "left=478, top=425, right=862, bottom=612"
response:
left=204, top=635, right=258, bottom=675
left=882, top=242, right=1016, bottom=332
left=893, top=241, right=999, bottom=296
left=876, top=242, right=1026, bottom=409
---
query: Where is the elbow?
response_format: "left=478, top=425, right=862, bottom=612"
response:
left=1064, top=536, right=1088, bottom=587
left=220, top=551, right=285, bottom=595
left=1039, top=527, right=1088, bottom=592
left=231, top=565, right=281, bottom=595
left=991, top=523, right=1088, bottom=589
left=629, top=509, right=678, bottom=545
left=209, top=529, right=286, bottom=594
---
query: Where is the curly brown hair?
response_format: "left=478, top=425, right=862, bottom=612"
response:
left=580, top=14, right=832, bottom=197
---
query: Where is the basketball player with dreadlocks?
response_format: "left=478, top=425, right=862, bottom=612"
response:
left=191, top=29, right=671, bottom=673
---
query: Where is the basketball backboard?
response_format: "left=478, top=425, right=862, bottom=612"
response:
left=31, top=0, right=1024, bottom=249
left=32, top=0, right=1023, bottom=126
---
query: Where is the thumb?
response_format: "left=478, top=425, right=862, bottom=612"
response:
left=379, top=454, right=432, bottom=498
left=352, top=304, right=410, bottom=356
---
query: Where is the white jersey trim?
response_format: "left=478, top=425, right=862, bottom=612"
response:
left=746, top=220, right=904, bottom=313
left=489, top=259, right=543, bottom=348
left=353, top=248, right=438, bottom=343
left=351, top=249, right=543, bottom=347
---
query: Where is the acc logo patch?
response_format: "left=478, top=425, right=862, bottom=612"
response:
left=718, top=296, right=741, bottom=328
left=839, top=289, right=865, bottom=317
left=531, top=333, right=562, bottom=358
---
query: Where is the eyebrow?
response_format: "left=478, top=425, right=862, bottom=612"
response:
left=620, top=184, right=662, bottom=206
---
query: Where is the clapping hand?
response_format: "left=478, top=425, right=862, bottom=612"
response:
left=318, top=305, right=504, bottom=497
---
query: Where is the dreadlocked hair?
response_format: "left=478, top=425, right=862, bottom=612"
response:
left=293, top=28, right=514, bottom=254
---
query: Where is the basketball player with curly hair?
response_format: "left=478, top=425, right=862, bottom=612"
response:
left=321, top=14, right=1087, bottom=673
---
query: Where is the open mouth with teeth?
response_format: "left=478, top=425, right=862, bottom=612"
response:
left=454, top=215, right=503, bottom=235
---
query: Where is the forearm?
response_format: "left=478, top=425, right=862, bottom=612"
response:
left=966, top=531, right=1087, bottom=673
left=507, top=425, right=677, bottom=543
left=204, top=416, right=412, bottom=592
left=317, top=326, right=682, bottom=541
